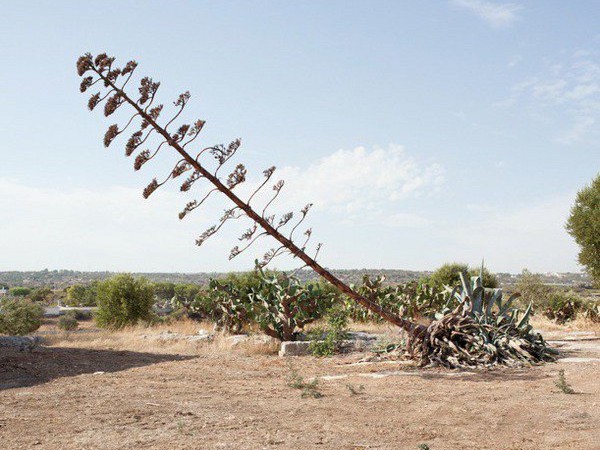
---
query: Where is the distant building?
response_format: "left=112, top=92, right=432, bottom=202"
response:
left=0, top=287, right=8, bottom=297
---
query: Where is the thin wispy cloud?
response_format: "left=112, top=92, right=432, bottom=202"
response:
left=501, top=49, right=600, bottom=144
left=451, top=0, right=522, bottom=28
left=0, top=145, right=443, bottom=270
left=276, top=145, right=444, bottom=215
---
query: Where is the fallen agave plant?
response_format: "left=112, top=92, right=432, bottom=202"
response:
left=76, top=53, right=556, bottom=369
left=411, top=271, right=558, bottom=368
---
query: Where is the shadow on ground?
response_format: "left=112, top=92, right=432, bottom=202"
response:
left=0, top=346, right=195, bottom=390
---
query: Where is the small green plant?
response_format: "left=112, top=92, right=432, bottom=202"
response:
left=0, top=297, right=44, bottom=335
left=418, top=444, right=431, bottom=450
left=72, top=309, right=94, bottom=321
left=554, top=369, right=575, bottom=394
left=58, top=312, right=79, bottom=331
left=309, top=306, right=349, bottom=356
left=286, top=363, right=323, bottom=398
left=29, top=287, right=53, bottom=303
left=346, top=384, right=365, bottom=395
left=426, top=262, right=498, bottom=289
left=371, top=340, right=402, bottom=354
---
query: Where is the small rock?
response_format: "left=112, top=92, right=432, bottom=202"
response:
left=227, top=334, right=250, bottom=346
left=185, top=333, right=214, bottom=342
left=346, top=331, right=379, bottom=341
left=0, top=336, right=41, bottom=352
left=279, top=341, right=311, bottom=357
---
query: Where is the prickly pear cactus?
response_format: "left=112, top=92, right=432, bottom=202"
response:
left=208, top=279, right=253, bottom=334
left=249, top=271, right=336, bottom=341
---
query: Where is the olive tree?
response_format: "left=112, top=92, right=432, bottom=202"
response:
left=566, top=173, right=600, bottom=287
left=0, top=298, right=44, bottom=335
left=95, top=274, right=154, bottom=329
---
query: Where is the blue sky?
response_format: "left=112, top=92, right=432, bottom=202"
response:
left=0, top=1, right=598, bottom=273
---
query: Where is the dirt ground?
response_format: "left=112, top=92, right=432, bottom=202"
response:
left=1, top=321, right=599, bottom=450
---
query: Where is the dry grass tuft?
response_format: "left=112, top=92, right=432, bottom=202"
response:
left=41, top=319, right=278, bottom=356
left=530, top=315, right=600, bottom=333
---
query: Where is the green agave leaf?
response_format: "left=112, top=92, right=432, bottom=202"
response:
left=471, top=286, right=485, bottom=314
left=498, top=293, right=520, bottom=317
left=486, top=289, right=501, bottom=316
left=459, top=272, right=472, bottom=298
left=517, top=302, right=533, bottom=329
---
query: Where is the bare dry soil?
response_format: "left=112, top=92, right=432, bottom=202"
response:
left=1, top=325, right=599, bottom=450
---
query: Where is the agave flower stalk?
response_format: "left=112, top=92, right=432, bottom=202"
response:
left=76, top=52, right=422, bottom=336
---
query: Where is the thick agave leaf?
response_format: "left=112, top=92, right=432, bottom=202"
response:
left=498, top=292, right=520, bottom=318
left=459, top=272, right=473, bottom=299
left=517, top=302, right=533, bottom=329
left=486, top=289, right=501, bottom=316
left=471, top=285, right=485, bottom=314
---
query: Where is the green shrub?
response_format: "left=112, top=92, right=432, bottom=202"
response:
left=165, top=307, right=188, bottom=322
left=8, top=286, right=32, bottom=297
left=173, top=284, right=202, bottom=306
left=94, top=274, right=154, bottom=329
left=426, top=262, right=498, bottom=289
left=72, top=309, right=94, bottom=321
left=66, top=282, right=98, bottom=306
left=153, top=282, right=176, bottom=301
left=516, top=269, right=554, bottom=310
left=0, top=297, right=44, bottom=335
left=309, top=306, right=349, bottom=356
left=58, top=312, right=79, bottom=331
left=427, top=262, right=469, bottom=287
left=170, top=284, right=205, bottom=319
left=29, top=287, right=53, bottom=303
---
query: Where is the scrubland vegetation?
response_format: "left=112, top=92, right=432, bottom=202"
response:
left=2, top=271, right=599, bottom=450
left=2, top=264, right=598, bottom=346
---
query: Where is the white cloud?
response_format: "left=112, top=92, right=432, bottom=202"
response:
left=275, top=145, right=444, bottom=216
left=500, top=49, right=600, bottom=144
left=0, top=145, right=443, bottom=271
left=451, top=0, right=522, bottom=28
left=0, top=178, right=219, bottom=272
left=556, top=116, right=596, bottom=145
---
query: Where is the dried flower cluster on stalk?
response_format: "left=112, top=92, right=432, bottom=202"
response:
left=77, top=52, right=323, bottom=270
